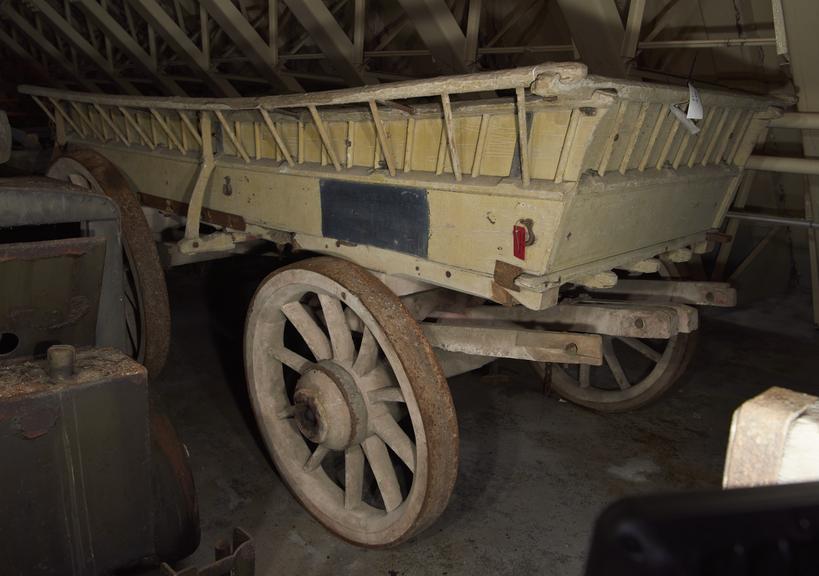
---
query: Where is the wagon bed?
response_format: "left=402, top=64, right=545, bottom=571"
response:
left=21, top=62, right=781, bottom=310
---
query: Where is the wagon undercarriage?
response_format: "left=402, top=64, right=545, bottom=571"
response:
left=24, top=61, right=783, bottom=545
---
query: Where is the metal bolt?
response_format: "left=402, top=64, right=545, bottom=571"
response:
left=564, top=342, right=578, bottom=356
left=47, top=344, right=76, bottom=381
left=634, top=317, right=645, bottom=330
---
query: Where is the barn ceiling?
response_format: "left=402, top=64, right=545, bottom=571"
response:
left=0, top=0, right=796, bottom=100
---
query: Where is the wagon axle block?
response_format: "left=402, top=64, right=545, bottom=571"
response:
left=293, top=361, right=368, bottom=451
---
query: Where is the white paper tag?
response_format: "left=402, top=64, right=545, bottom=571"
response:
left=687, top=83, right=703, bottom=120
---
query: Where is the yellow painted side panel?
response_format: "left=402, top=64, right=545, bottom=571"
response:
left=410, top=119, right=443, bottom=172
left=528, top=109, right=572, bottom=181
left=426, top=188, right=562, bottom=275
left=352, top=121, right=377, bottom=168
left=443, top=115, right=481, bottom=174
left=549, top=170, right=735, bottom=271
left=479, top=114, right=516, bottom=177
left=385, top=119, right=408, bottom=171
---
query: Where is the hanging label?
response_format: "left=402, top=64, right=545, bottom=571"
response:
left=687, top=82, right=704, bottom=120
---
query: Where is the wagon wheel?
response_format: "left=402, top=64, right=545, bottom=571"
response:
left=531, top=331, right=697, bottom=412
left=531, top=261, right=699, bottom=411
left=47, top=150, right=171, bottom=378
left=245, top=257, right=458, bottom=546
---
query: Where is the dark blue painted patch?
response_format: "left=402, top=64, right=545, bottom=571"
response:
left=320, top=180, right=429, bottom=257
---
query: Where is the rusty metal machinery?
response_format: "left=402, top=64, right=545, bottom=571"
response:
left=0, top=346, right=199, bottom=575
left=0, top=176, right=127, bottom=358
left=0, top=175, right=197, bottom=572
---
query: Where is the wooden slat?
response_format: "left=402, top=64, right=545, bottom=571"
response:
left=471, top=113, right=490, bottom=177
left=93, top=104, right=129, bottom=145
left=639, top=105, right=668, bottom=172
left=260, top=109, right=295, bottom=166
left=214, top=110, right=250, bottom=162
left=515, top=87, right=530, bottom=185
left=150, top=108, right=185, bottom=152
left=369, top=100, right=396, bottom=176
left=118, top=107, right=156, bottom=149
left=598, top=100, right=627, bottom=175
left=441, top=92, right=462, bottom=181
left=619, top=102, right=648, bottom=174
left=307, top=105, right=341, bottom=171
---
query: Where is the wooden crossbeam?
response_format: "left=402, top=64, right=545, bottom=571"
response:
left=76, top=0, right=186, bottom=96
left=200, top=0, right=302, bottom=93
left=25, top=0, right=140, bottom=94
left=130, top=0, right=240, bottom=97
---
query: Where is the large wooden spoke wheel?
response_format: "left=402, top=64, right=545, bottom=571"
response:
left=47, top=150, right=171, bottom=378
left=245, top=257, right=458, bottom=547
left=532, top=331, right=697, bottom=412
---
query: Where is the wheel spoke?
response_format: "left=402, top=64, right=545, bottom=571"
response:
left=602, top=337, right=631, bottom=390
left=281, top=301, right=332, bottom=360
left=368, top=386, right=406, bottom=403
left=318, top=294, right=356, bottom=363
left=344, top=445, right=365, bottom=510
left=304, top=444, right=329, bottom=472
left=362, top=435, right=403, bottom=512
left=372, top=415, right=416, bottom=473
left=579, top=364, right=591, bottom=388
left=617, top=337, right=662, bottom=363
left=269, top=345, right=311, bottom=373
left=353, top=327, right=379, bottom=376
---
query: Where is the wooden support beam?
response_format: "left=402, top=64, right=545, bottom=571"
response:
left=201, top=0, right=302, bottom=92
left=259, top=109, right=295, bottom=166
left=48, top=98, right=84, bottom=136
left=464, top=0, right=481, bottom=69
left=93, top=103, right=130, bottom=145
left=307, top=105, right=341, bottom=171
left=77, top=0, right=186, bottom=96
left=515, top=87, right=529, bottom=186
left=368, top=100, right=396, bottom=176
left=783, top=0, right=819, bottom=326
left=352, top=0, right=365, bottom=66
left=395, top=0, right=468, bottom=74
left=422, top=323, right=603, bottom=365
left=268, top=0, right=277, bottom=65
left=555, top=0, right=627, bottom=77
left=0, top=26, right=63, bottom=87
left=150, top=109, right=185, bottom=151
left=127, top=0, right=235, bottom=97
left=25, top=0, right=140, bottom=94
left=0, top=3, right=98, bottom=92
left=621, top=0, right=645, bottom=60
left=282, top=0, right=372, bottom=86
left=118, top=107, right=155, bottom=148
left=184, top=112, right=216, bottom=242
left=214, top=111, right=250, bottom=162
left=440, top=92, right=462, bottom=181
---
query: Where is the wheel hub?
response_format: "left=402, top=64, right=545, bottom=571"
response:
left=293, top=362, right=367, bottom=451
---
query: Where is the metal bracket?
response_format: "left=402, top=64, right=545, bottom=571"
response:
left=161, top=527, right=254, bottom=576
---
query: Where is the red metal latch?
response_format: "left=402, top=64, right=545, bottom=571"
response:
left=513, top=224, right=527, bottom=260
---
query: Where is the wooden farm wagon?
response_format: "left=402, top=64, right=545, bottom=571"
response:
left=22, top=61, right=783, bottom=546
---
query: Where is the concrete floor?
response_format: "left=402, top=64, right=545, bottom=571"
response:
left=154, top=258, right=819, bottom=576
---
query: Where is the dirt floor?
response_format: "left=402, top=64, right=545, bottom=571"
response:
left=153, top=256, right=819, bottom=576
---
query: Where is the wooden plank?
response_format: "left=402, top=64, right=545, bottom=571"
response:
left=621, top=0, right=646, bottom=60
left=369, top=100, right=396, bottom=176
left=515, top=87, right=529, bottom=186
left=307, top=105, right=341, bottom=171
left=440, top=92, right=462, bottom=181
left=421, top=323, right=603, bottom=365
